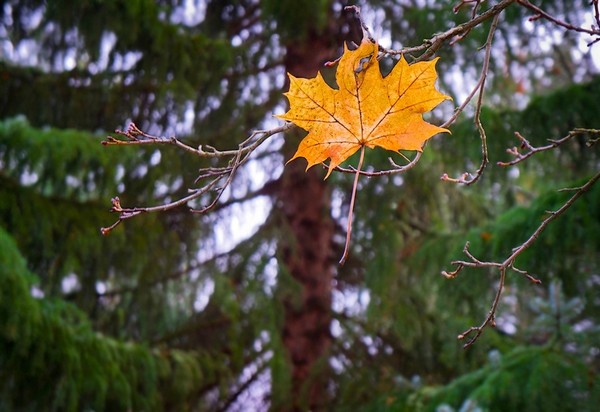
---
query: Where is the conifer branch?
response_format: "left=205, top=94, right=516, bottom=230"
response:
left=216, top=361, right=269, bottom=412
left=97, top=243, right=249, bottom=297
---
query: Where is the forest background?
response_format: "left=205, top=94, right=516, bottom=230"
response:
left=1, top=0, right=600, bottom=411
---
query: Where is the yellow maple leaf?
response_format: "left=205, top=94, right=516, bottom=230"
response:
left=278, top=39, right=450, bottom=264
left=278, top=39, right=451, bottom=178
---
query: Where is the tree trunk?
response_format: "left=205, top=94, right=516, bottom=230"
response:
left=275, top=32, right=338, bottom=412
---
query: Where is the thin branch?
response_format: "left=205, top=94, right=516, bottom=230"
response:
left=594, top=0, right=600, bottom=38
left=453, top=0, right=484, bottom=16
left=444, top=123, right=599, bottom=346
left=503, top=171, right=600, bottom=267
left=103, top=122, right=294, bottom=159
left=441, top=12, right=500, bottom=185
left=191, top=145, right=243, bottom=215
left=101, top=122, right=294, bottom=234
left=517, top=0, right=600, bottom=45
left=450, top=0, right=485, bottom=44
left=330, top=151, right=423, bottom=177
left=442, top=170, right=600, bottom=347
left=457, top=266, right=506, bottom=347
left=100, top=180, right=221, bottom=235
left=380, top=0, right=516, bottom=61
left=498, top=128, right=600, bottom=166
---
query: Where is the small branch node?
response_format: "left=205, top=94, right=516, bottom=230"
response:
left=442, top=263, right=464, bottom=279
left=440, top=172, right=472, bottom=184
left=529, top=13, right=543, bottom=22
left=110, top=196, right=123, bottom=212
left=100, top=219, right=122, bottom=236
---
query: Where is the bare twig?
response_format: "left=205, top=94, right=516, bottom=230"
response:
left=498, top=128, right=600, bottom=166
left=443, top=170, right=600, bottom=347
left=101, top=122, right=294, bottom=234
left=100, top=179, right=220, bottom=234
left=451, top=0, right=485, bottom=44
left=594, top=0, right=600, bottom=38
left=441, top=12, right=500, bottom=185
left=103, top=122, right=293, bottom=159
left=380, top=0, right=516, bottom=61
left=330, top=151, right=423, bottom=177
left=517, top=0, right=600, bottom=45
left=453, top=0, right=484, bottom=17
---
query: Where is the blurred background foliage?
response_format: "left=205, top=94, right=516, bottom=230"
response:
left=1, top=0, right=599, bottom=411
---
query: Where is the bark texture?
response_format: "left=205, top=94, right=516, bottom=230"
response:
left=276, top=31, right=338, bottom=412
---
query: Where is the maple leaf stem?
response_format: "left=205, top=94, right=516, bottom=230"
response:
left=339, top=145, right=366, bottom=265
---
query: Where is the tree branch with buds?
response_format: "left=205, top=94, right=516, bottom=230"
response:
left=100, top=122, right=293, bottom=235
left=443, top=126, right=599, bottom=347
left=498, top=128, right=600, bottom=166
